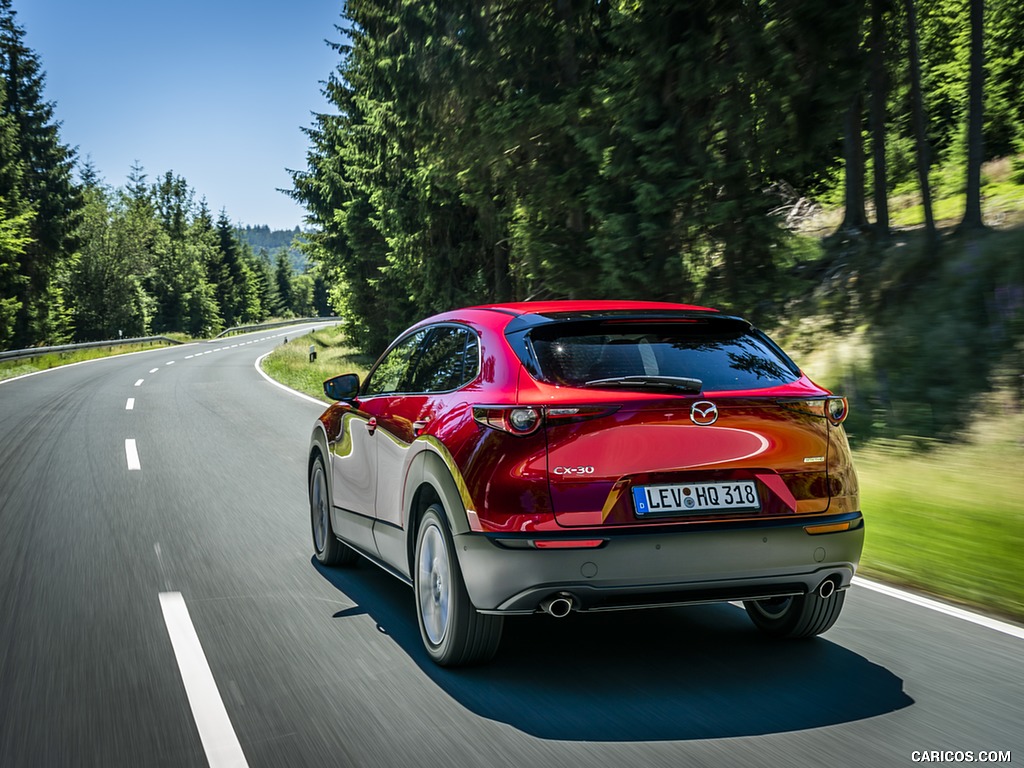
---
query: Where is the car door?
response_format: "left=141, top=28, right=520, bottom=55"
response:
left=329, top=329, right=427, bottom=554
left=371, top=325, right=479, bottom=530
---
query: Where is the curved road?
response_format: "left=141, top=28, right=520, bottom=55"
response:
left=1, top=326, right=1020, bottom=767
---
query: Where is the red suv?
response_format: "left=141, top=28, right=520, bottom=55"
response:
left=308, top=301, right=862, bottom=666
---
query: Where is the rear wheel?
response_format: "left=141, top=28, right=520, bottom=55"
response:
left=414, top=504, right=502, bottom=666
left=744, top=589, right=846, bottom=638
left=310, top=454, right=358, bottom=567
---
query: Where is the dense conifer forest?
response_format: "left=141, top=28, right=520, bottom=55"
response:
left=3, top=0, right=1022, bottom=413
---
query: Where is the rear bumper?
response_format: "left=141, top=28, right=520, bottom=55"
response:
left=453, top=512, right=864, bottom=613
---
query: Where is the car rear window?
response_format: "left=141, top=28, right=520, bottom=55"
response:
left=525, top=319, right=801, bottom=392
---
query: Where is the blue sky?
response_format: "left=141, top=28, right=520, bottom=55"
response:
left=19, top=0, right=343, bottom=230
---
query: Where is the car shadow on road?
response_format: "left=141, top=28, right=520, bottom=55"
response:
left=313, top=557, right=913, bottom=741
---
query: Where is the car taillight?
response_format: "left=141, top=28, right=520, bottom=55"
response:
left=473, top=405, right=619, bottom=435
left=473, top=406, right=542, bottom=435
left=777, top=396, right=849, bottom=426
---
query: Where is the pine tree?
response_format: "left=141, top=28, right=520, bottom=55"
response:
left=0, top=0, right=83, bottom=346
left=0, top=77, right=30, bottom=349
left=273, top=249, right=293, bottom=317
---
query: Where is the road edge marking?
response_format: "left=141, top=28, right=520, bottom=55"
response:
left=854, top=576, right=1024, bottom=641
left=159, top=592, right=249, bottom=768
left=253, top=349, right=326, bottom=407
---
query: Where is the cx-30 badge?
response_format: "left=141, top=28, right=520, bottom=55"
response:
left=690, top=400, right=719, bottom=426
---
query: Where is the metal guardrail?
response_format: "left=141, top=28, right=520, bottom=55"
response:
left=0, top=335, right=185, bottom=363
left=0, top=318, right=342, bottom=363
left=213, top=317, right=341, bottom=339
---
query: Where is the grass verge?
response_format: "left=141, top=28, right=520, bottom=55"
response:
left=856, top=411, right=1024, bottom=622
left=0, top=339, right=185, bottom=382
left=259, top=324, right=373, bottom=401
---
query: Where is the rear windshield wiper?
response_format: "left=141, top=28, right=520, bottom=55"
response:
left=583, top=375, right=703, bottom=393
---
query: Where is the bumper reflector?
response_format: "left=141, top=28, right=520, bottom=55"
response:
left=804, top=521, right=853, bottom=535
left=532, top=539, right=606, bottom=550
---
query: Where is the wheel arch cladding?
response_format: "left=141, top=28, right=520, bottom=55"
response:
left=404, top=449, right=473, bottom=573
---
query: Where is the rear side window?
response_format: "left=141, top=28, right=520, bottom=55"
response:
left=527, top=320, right=800, bottom=392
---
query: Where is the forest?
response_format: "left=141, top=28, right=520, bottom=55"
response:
left=2, top=0, right=1023, bottom=438
left=290, top=0, right=1023, bottom=359
left=0, top=0, right=325, bottom=350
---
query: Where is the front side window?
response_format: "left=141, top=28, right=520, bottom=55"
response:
left=409, top=326, right=479, bottom=393
left=363, top=325, right=479, bottom=396
left=363, top=329, right=429, bottom=396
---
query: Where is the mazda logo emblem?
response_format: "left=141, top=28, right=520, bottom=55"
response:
left=690, top=400, right=718, bottom=426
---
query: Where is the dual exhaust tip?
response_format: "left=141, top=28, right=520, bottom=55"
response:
left=541, top=578, right=838, bottom=617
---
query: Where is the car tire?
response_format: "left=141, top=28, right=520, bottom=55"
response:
left=310, top=454, right=358, bottom=567
left=743, top=589, right=846, bottom=638
left=414, top=504, right=503, bottom=666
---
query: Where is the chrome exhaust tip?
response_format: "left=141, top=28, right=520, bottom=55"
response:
left=817, top=577, right=837, bottom=599
left=540, top=593, right=575, bottom=618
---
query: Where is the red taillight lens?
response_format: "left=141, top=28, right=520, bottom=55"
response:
left=777, top=396, right=849, bottom=426
left=473, top=405, right=619, bottom=435
left=826, top=396, right=848, bottom=424
left=532, top=539, right=606, bottom=549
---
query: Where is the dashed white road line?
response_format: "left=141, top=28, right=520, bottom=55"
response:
left=149, top=368, right=159, bottom=374
left=125, top=398, right=135, bottom=411
left=159, top=592, right=250, bottom=768
left=134, top=379, right=144, bottom=387
left=166, top=360, right=175, bottom=366
left=125, top=439, right=141, bottom=470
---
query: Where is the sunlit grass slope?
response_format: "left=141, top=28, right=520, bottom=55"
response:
left=259, top=324, right=373, bottom=402
left=857, top=412, right=1024, bottom=621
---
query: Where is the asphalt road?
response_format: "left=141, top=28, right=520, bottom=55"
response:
left=1, top=325, right=1020, bottom=768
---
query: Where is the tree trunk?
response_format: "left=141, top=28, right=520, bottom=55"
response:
left=959, top=0, right=986, bottom=232
left=903, top=0, right=938, bottom=242
left=870, top=0, right=890, bottom=240
left=836, top=92, right=870, bottom=235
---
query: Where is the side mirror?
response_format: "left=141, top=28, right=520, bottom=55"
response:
left=324, top=373, right=360, bottom=402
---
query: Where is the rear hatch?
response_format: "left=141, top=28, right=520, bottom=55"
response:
left=508, top=311, right=835, bottom=527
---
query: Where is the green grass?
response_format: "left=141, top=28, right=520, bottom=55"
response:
left=259, top=324, right=374, bottom=401
left=856, top=412, right=1024, bottom=621
left=0, top=339, right=184, bottom=381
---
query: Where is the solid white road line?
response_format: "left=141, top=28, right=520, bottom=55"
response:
left=159, top=592, right=249, bottom=768
left=134, top=379, right=144, bottom=387
left=125, top=439, right=141, bottom=470
left=125, top=398, right=135, bottom=411
left=854, top=577, right=1024, bottom=641
left=253, top=352, right=325, bottom=407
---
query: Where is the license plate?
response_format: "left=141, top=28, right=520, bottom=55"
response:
left=632, top=481, right=760, bottom=516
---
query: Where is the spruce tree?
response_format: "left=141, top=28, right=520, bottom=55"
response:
left=0, top=0, right=83, bottom=346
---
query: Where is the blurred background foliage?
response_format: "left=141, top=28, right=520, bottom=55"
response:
left=290, top=0, right=1023, bottom=449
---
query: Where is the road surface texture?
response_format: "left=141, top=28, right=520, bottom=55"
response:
left=1, top=325, right=1020, bottom=767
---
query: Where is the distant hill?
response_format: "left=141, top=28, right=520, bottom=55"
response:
left=236, top=225, right=307, bottom=272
